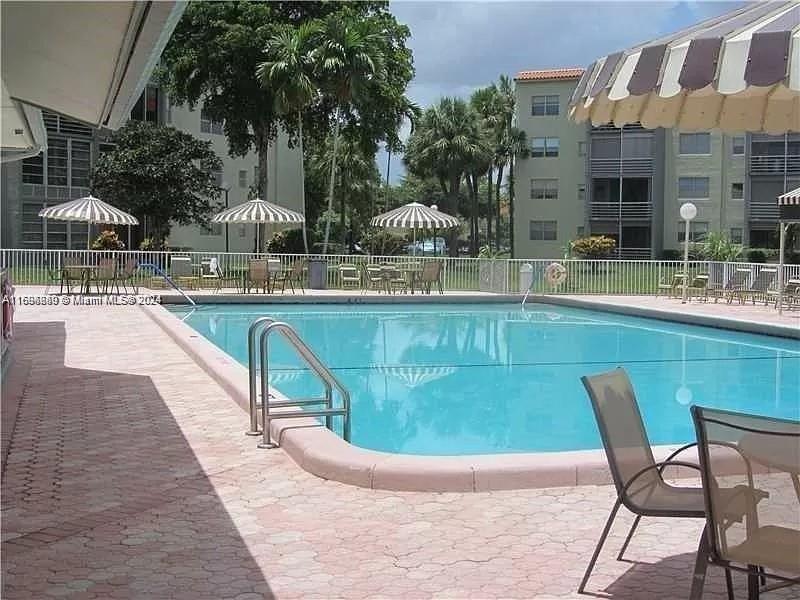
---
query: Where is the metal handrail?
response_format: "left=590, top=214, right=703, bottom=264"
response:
left=138, top=262, right=196, bottom=306
left=247, top=318, right=350, bottom=448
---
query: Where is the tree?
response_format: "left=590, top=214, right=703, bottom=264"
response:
left=257, top=22, right=321, bottom=253
left=404, top=97, right=486, bottom=255
left=505, top=125, right=529, bottom=257
left=470, top=84, right=502, bottom=248
left=91, top=121, right=222, bottom=246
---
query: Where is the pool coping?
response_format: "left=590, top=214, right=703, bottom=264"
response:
left=142, top=302, right=720, bottom=493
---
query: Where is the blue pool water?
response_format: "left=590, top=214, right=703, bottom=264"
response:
left=171, top=303, right=799, bottom=455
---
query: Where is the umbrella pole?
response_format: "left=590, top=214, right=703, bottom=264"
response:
left=778, top=222, right=785, bottom=315
left=413, top=228, right=416, bottom=257
left=128, top=225, right=131, bottom=251
left=87, top=221, right=91, bottom=250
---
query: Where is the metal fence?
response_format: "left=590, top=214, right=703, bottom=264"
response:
left=2, top=248, right=799, bottom=296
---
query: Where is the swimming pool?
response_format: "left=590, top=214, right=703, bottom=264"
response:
left=172, top=303, right=799, bottom=456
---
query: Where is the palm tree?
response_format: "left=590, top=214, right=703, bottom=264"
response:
left=505, top=126, right=529, bottom=258
left=257, top=22, right=321, bottom=254
left=315, top=16, right=386, bottom=254
left=404, top=97, right=486, bottom=255
left=470, top=85, right=502, bottom=249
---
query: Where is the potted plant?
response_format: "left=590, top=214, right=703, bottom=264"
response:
left=91, top=230, right=125, bottom=250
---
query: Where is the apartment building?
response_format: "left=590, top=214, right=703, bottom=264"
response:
left=0, top=84, right=302, bottom=251
left=513, top=68, right=799, bottom=259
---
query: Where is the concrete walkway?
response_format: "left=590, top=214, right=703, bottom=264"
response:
left=1, top=302, right=794, bottom=599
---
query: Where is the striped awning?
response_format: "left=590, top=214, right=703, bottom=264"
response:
left=569, top=1, right=800, bottom=133
left=212, top=197, right=304, bottom=225
left=375, top=365, right=456, bottom=388
left=38, top=195, right=138, bottom=224
left=371, top=202, right=459, bottom=229
left=778, top=186, right=800, bottom=205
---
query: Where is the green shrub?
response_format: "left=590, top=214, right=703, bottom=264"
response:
left=266, top=229, right=306, bottom=254
left=92, top=230, right=125, bottom=250
left=697, top=231, right=743, bottom=261
left=570, top=235, right=616, bottom=259
left=747, top=249, right=766, bottom=263
left=360, top=230, right=405, bottom=256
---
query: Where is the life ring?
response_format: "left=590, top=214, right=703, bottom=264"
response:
left=544, top=262, right=567, bottom=287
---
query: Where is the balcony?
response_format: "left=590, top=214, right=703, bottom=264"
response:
left=749, top=202, right=780, bottom=221
left=590, top=202, right=653, bottom=220
left=749, top=154, right=800, bottom=176
left=590, top=157, right=654, bottom=177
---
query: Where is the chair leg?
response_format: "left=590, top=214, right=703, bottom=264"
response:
left=616, top=514, right=642, bottom=560
left=689, top=527, right=710, bottom=600
left=725, top=568, right=735, bottom=600
left=747, top=566, right=760, bottom=600
left=578, top=499, right=622, bottom=594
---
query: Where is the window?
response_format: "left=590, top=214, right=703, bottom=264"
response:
left=578, top=141, right=587, bottom=156
left=578, top=184, right=586, bottom=202
left=678, top=221, right=709, bottom=242
left=130, top=85, right=160, bottom=123
left=238, top=169, right=248, bottom=188
left=201, top=223, right=223, bottom=236
left=576, top=226, right=585, bottom=237
left=678, top=176, right=709, bottom=199
left=529, top=220, right=557, bottom=241
left=200, top=106, right=224, bottom=135
left=679, top=132, right=711, bottom=155
left=210, top=169, right=223, bottom=188
left=531, top=95, right=559, bottom=116
left=731, top=182, right=744, bottom=200
left=732, top=136, right=745, bottom=156
left=530, top=178, right=558, bottom=200
left=531, top=137, right=559, bottom=158
left=22, top=153, right=44, bottom=184
left=730, top=228, right=743, bottom=244
left=70, top=140, right=91, bottom=188
left=238, top=224, right=247, bottom=238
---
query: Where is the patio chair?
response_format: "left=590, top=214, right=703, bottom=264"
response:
left=656, top=272, right=686, bottom=298
left=687, top=274, right=710, bottom=302
left=117, top=259, right=138, bottom=294
left=578, top=368, right=728, bottom=595
left=418, top=260, right=444, bottom=295
left=382, top=264, right=407, bottom=294
left=93, top=258, right=118, bottom=294
left=737, top=268, right=777, bottom=306
left=362, top=264, right=386, bottom=293
left=768, top=278, right=800, bottom=309
left=61, top=256, right=84, bottom=294
left=200, top=258, right=221, bottom=291
left=274, top=260, right=306, bottom=294
left=689, top=406, right=800, bottom=600
left=338, top=264, right=361, bottom=290
left=170, top=256, right=197, bottom=290
left=710, top=269, right=752, bottom=304
left=245, top=259, right=269, bottom=293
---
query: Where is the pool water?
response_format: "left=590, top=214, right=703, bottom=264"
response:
left=172, top=303, right=799, bottom=455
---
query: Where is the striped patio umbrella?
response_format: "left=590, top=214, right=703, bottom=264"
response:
left=569, top=1, right=800, bottom=133
left=371, top=202, right=459, bottom=256
left=777, top=186, right=800, bottom=313
left=375, top=365, right=456, bottom=389
left=38, top=195, right=138, bottom=249
left=212, top=197, right=304, bottom=252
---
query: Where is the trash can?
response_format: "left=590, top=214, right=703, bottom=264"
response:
left=519, top=263, right=534, bottom=293
left=308, top=258, right=328, bottom=290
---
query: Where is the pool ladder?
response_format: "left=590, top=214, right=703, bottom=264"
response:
left=246, top=317, right=351, bottom=448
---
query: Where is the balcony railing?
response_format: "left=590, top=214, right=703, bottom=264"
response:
left=590, top=157, right=654, bottom=177
left=590, top=202, right=653, bottom=220
left=749, top=154, right=800, bottom=175
left=750, top=202, right=780, bottom=221
left=612, top=248, right=652, bottom=260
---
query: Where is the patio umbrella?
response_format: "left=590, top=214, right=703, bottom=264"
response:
left=211, top=197, right=304, bottom=253
left=370, top=202, right=459, bottom=256
left=777, top=186, right=800, bottom=314
left=568, top=1, right=799, bottom=133
left=375, top=365, right=456, bottom=389
left=38, top=194, right=138, bottom=249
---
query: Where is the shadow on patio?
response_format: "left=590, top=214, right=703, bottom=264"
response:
left=1, top=321, right=274, bottom=599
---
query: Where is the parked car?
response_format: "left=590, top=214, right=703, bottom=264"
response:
left=406, top=237, right=448, bottom=255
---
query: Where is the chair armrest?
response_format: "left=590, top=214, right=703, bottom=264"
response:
left=622, top=460, right=701, bottom=495
left=662, top=442, right=699, bottom=468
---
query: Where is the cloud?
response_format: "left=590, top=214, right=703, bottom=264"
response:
left=379, top=1, right=743, bottom=183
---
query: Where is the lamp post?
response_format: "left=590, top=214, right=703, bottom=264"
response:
left=680, top=202, right=697, bottom=304
left=221, top=182, right=230, bottom=253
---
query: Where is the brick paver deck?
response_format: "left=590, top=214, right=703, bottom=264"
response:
left=1, top=302, right=795, bottom=599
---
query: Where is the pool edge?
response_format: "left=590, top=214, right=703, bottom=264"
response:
left=141, top=303, right=708, bottom=493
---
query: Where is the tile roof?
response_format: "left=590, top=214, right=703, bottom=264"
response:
left=515, top=68, right=585, bottom=82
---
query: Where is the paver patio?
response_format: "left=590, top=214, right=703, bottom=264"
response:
left=1, top=301, right=796, bottom=599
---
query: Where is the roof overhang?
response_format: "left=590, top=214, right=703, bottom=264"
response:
left=1, top=1, right=185, bottom=159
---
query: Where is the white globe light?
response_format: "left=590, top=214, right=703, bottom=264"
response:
left=431, top=204, right=438, bottom=211
left=675, top=386, right=693, bottom=406
left=680, top=202, right=698, bottom=221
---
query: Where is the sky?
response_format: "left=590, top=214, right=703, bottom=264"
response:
left=378, top=0, right=742, bottom=183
